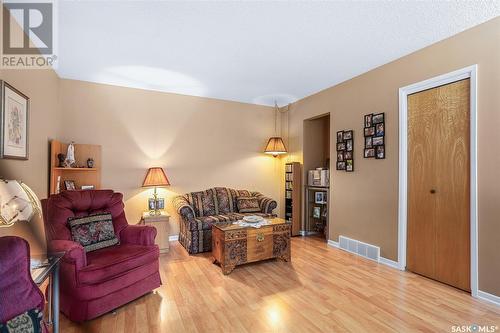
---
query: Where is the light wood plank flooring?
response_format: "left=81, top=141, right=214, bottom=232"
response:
left=60, top=237, right=500, bottom=332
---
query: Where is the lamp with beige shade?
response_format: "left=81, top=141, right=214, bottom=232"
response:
left=142, top=167, right=170, bottom=215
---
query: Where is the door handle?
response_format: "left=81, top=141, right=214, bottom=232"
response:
left=430, top=189, right=436, bottom=194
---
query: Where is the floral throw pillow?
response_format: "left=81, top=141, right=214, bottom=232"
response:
left=236, top=196, right=261, bottom=213
left=0, top=308, right=43, bottom=333
left=68, top=212, right=119, bottom=252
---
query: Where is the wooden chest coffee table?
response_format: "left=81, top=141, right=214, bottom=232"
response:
left=212, top=218, right=291, bottom=274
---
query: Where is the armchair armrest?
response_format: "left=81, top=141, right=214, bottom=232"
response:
left=254, top=194, right=277, bottom=214
left=49, top=240, right=87, bottom=269
left=173, top=195, right=195, bottom=221
left=120, top=225, right=156, bottom=246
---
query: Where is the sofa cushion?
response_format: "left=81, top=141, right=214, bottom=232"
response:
left=214, top=187, right=233, bottom=214
left=68, top=213, right=119, bottom=252
left=78, top=244, right=158, bottom=285
left=187, top=190, right=217, bottom=217
left=236, top=196, right=261, bottom=213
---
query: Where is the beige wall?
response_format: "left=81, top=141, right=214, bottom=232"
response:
left=59, top=80, right=282, bottom=235
left=0, top=68, right=61, bottom=254
left=288, top=17, right=500, bottom=296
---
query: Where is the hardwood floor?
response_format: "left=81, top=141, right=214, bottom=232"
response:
left=60, top=237, right=500, bottom=332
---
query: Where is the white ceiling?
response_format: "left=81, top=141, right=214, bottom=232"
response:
left=56, top=1, right=500, bottom=106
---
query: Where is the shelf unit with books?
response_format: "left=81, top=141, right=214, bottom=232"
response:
left=285, top=162, right=301, bottom=236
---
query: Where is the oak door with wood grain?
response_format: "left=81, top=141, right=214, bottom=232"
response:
left=407, top=79, right=470, bottom=291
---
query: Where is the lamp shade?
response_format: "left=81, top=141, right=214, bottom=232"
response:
left=0, top=180, right=41, bottom=227
left=142, top=167, right=170, bottom=187
left=264, top=137, right=287, bottom=157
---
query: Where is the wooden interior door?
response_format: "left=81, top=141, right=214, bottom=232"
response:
left=407, top=79, right=470, bottom=291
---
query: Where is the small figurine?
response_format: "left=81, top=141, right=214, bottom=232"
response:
left=87, top=158, right=94, bottom=168
left=57, top=153, right=65, bottom=167
left=64, top=142, right=76, bottom=168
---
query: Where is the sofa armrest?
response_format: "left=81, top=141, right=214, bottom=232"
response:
left=255, top=194, right=277, bottom=214
left=49, top=240, right=87, bottom=269
left=173, top=195, right=196, bottom=221
left=120, top=225, right=156, bottom=246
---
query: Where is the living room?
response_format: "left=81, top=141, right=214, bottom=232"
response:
left=1, top=1, right=499, bottom=332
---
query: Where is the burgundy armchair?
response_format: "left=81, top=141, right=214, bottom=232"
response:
left=42, top=190, right=161, bottom=322
left=0, top=236, right=47, bottom=332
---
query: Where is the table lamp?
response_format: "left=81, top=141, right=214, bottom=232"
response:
left=0, top=179, right=41, bottom=227
left=142, top=167, right=170, bottom=215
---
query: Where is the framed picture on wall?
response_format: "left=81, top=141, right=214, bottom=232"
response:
left=336, top=131, right=343, bottom=142
left=376, top=145, right=385, bottom=159
left=372, top=113, right=385, bottom=124
left=0, top=81, right=30, bottom=160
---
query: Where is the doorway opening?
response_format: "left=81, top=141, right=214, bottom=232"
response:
left=303, top=113, right=330, bottom=240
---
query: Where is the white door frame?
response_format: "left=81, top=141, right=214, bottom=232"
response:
left=398, top=65, right=478, bottom=297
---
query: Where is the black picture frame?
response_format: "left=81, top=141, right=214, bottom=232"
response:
left=375, top=145, right=385, bottom=159
left=375, top=122, right=384, bottom=137
left=372, top=136, right=384, bottom=146
left=346, top=159, right=354, bottom=172
left=363, top=112, right=386, bottom=159
left=372, top=112, right=385, bottom=124
left=336, top=131, right=343, bottom=143
left=364, top=127, right=375, bottom=137
left=336, top=128, right=354, bottom=172
left=0, top=81, right=30, bottom=160
left=364, top=148, right=375, bottom=158
left=364, top=114, right=372, bottom=128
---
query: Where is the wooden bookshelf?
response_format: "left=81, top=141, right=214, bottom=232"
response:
left=285, top=162, right=302, bottom=236
left=49, top=140, right=102, bottom=195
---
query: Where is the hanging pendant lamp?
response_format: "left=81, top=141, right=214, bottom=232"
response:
left=264, top=102, right=288, bottom=157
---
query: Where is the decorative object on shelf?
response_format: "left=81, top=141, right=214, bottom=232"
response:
left=0, top=179, right=41, bottom=228
left=364, top=112, right=385, bottom=159
left=0, top=81, right=29, bottom=160
left=142, top=167, right=170, bottom=215
left=284, top=162, right=301, bottom=236
left=87, top=158, right=95, bottom=168
left=336, top=129, right=354, bottom=172
left=307, top=168, right=329, bottom=186
left=56, top=176, right=61, bottom=194
left=81, top=185, right=95, bottom=190
left=264, top=101, right=289, bottom=157
left=57, top=153, right=65, bottom=167
left=314, top=192, right=324, bottom=204
left=64, top=180, right=76, bottom=191
left=312, top=206, right=321, bottom=219
left=64, top=142, right=76, bottom=167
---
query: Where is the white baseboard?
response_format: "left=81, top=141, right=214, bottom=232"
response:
left=169, top=235, right=179, bottom=242
left=327, top=239, right=339, bottom=248
left=477, top=290, right=500, bottom=307
left=378, top=257, right=401, bottom=270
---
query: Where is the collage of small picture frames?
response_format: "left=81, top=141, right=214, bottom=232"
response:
left=364, top=112, right=385, bottom=159
left=336, top=130, right=354, bottom=172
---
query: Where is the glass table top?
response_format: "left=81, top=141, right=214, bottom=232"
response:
left=30, top=252, right=64, bottom=285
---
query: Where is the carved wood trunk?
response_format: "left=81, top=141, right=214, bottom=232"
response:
left=212, top=220, right=291, bottom=275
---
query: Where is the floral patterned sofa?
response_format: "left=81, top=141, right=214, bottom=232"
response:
left=173, top=187, right=277, bottom=254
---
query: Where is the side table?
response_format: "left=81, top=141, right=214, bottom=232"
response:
left=139, top=211, right=170, bottom=253
left=31, top=252, right=64, bottom=333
